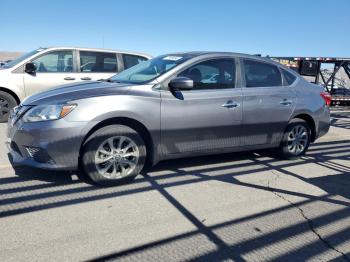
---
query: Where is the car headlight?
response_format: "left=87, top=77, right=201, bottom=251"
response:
left=22, top=104, right=77, bottom=122
left=10, top=105, right=30, bottom=119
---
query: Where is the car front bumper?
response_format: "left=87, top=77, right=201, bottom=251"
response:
left=6, top=118, right=90, bottom=171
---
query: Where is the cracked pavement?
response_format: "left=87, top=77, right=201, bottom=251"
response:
left=1, top=111, right=350, bottom=261
left=267, top=170, right=349, bottom=261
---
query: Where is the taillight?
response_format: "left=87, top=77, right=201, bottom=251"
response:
left=320, top=92, right=332, bottom=106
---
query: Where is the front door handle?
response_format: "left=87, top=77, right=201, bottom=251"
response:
left=222, top=100, right=239, bottom=109
left=64, top=77, right=76, bottom=80
left=81, top=77, right=92, bottom=80
left=279, top=99, right=293, bottom=106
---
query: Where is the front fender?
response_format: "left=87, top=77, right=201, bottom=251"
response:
left=65, top=93, right=161, bottom=165
left=0, top=75, right=26, bottom=102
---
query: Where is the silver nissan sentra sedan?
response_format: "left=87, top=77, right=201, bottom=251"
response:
left=6, top=52, right=331, bottom=185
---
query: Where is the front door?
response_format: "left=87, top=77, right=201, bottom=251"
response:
left=161, top=58, right=242, bottom=155
left=23, top=49, right=80, bottom=96
left=241, top=58, right=296, bottom=146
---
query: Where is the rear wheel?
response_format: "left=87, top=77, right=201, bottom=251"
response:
left=278, top=119, right=311, bottom=159
left=0, top=91, right=17, bottom=123
left=82, top=125, right=146, bottom=186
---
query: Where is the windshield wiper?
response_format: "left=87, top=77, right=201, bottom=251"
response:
left=98, top=78, right=122, bottom=83
left=98, top=78, right=113, bottom=82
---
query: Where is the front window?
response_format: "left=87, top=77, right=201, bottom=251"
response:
left=32, top=51, right=73, bottom=72
left=2, top=48, right=46, bottom=69
left=110, top=54, right=194, bottom=84
left=178, top=58, right=235, bottom=90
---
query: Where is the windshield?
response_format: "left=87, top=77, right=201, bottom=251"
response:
left=110, top=54, right=194, bottom=84
left=2, top=48, right=46, bottom=69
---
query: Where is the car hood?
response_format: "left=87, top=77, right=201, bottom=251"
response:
left=22, top=81, right=131, bottom=105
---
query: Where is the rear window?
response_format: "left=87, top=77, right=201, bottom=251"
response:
left=80, top=51, right=118, bottom=73
left=282, top=69, right=297, bottom=85
left=123, top=54, right=148, bottom=69
left=244, top=59, right=282, bottom=87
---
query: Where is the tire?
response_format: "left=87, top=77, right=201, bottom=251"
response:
left=278, top=119, right=311, bottom=159
left=0, top=91, right=17, bottom=123
left=82, top=125, right=146, bottom=186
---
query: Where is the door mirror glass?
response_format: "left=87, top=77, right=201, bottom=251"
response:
left=169, top=77, right=193, bottom=91
left=25, top=62, right=36, bottom=73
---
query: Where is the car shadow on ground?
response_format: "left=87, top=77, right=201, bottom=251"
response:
left=331, top=112, right=350, bottom=130
left=2, top=129, right=350, bottom=260
left=7, top=153, right=88, bottom=184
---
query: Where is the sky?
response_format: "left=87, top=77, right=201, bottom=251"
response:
left=0, top=0, right=349, bottom=57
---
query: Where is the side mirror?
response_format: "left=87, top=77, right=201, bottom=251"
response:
left=25, top=62, right=36, bottom=73
left=169, top=77, right=193, bottom=91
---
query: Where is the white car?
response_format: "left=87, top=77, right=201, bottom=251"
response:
left=0, top=47, right=151, bottom=122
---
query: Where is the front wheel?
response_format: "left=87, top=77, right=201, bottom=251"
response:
left=0, top=91, right=17, bottom=123
left=278, top=119, right=311, bottom=159
left=82, top=125, right=146, bottom=186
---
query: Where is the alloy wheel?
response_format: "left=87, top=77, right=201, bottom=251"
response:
left=94, top=136, right=140, bottom=179
left=287, top=124, right=309, bottom=155
left=0, top=97, right=10, bottom=118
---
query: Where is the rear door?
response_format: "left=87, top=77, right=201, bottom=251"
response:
left=161, top=57, right=242, bottom=155
left=241, top=58, right=296, bottom=146
left=77, top=51, right=119, bottom=81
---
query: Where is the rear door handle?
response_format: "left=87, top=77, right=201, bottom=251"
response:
left=64, top=77, right=76, bottom=80
left=81, top=77, right=91, bottom=80
left=222, top=100, right=240, bottom=109
left=279, top=99, right=293, bottom=106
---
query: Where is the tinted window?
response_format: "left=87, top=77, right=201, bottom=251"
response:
left=244, top=59, right=282, bottom=87
left=80, top=51, right=117, bottom=72
left=123, top=54, right=148, bottom=69
left=32, top=51, right=73, bottom=72
left=178, top=59, right=235, bottom=90
left=282, top=69, right=297, bottom=85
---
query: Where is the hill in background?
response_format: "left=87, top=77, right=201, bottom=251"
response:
left=0, top=51, right=23, bottom=61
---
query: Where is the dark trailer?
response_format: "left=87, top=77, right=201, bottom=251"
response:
left=269, top=56, right=350, bottom=106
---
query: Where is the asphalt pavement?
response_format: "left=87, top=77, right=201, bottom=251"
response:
left=1, top=112, right=350, bottom=261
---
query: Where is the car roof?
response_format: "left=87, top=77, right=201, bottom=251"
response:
left=169, top=51, right=296, bottom=70
left=166, top=51, right=276, bottom=63
left=168, top=51, right=256, bottom=57
left=42, top=46, right=152, bottom=59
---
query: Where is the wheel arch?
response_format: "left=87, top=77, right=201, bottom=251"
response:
left=292, top=113, right=316, bottom=142
left=0, top=86, right=21, bottom=104
left=79, top=117, right=156, bottom=167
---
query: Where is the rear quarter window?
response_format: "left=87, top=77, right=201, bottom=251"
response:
left=282, top=68, right=297, bottom=86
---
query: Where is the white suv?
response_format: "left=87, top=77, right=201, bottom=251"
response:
left=0, top=47, right=151, bottom=122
